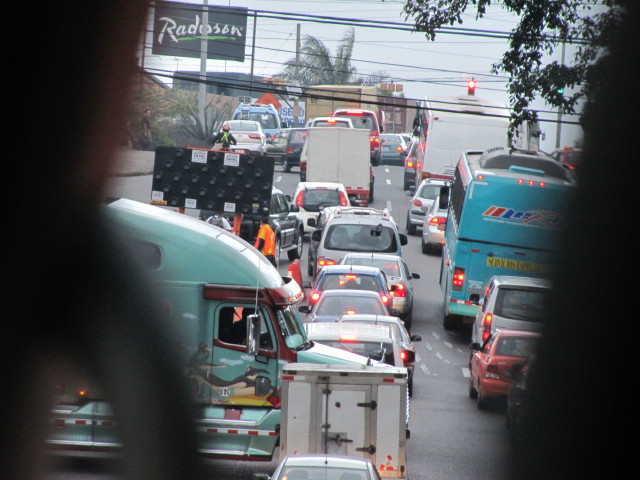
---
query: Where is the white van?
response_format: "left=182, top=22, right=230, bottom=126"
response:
left=471, top=275, right=551, bottom=344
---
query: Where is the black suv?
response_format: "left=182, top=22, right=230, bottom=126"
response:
left=267, top=128, right=308, bottom=173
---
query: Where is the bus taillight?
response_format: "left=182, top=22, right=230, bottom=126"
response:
left=452, top=267, right=465, bottom=291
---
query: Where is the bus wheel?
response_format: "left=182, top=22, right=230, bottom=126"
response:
left=443, top=314, right=458, bottom=331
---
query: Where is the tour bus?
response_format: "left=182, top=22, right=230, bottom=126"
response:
left=440, top=147, right=576, bottom=331
left=414, top=93, right=540, bottom=188
left=233, top=103, right=282, bottom=140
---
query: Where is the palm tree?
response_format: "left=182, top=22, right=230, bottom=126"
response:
left=277, top=28, right=357, bottom=86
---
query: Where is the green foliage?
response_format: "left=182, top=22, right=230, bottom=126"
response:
left=401, top=0, right=623, bottom=128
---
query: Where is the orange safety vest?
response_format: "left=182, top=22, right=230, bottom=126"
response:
left=254, top=223, right=276, bottom=256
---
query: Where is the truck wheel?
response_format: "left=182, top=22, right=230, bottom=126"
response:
left=288, top=231, right=303, bottom=260
left=469, top=377, right=478, bottom=399
left=421, top=238, right=431, bottom=254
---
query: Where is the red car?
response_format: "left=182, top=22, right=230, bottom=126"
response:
left=468, top=329, right=541, bottom=410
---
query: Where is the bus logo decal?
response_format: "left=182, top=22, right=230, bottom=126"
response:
left=483, top=206, right=562, bottom=228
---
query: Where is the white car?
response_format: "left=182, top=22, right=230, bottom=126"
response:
left=220, top=120, right=267, bottom=155
left=292, top=181, right=351, bottom=234
left=421, top=194, right=448, bottom=254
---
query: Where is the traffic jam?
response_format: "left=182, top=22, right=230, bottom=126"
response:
left=42, top=80, right=580, bottom=480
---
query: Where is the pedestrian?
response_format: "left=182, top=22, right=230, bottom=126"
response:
left=212, top=123, right=237, bottom=151
left=140, top=108, right=152, bottom=150
left=254, top=215, right=277, bottom=267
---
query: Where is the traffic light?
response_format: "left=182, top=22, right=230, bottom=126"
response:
left=467, top=78, right=476, bottom=96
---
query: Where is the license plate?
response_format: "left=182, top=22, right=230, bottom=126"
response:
left=382, top=146, right=390, bottom=151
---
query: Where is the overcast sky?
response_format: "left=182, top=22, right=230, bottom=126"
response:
left=144, top=0, right=586, bottom=151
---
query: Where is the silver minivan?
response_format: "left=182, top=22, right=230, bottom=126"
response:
left=471, top=275, right=551, bottom=345
left=307, top=206, right=408, bottom=278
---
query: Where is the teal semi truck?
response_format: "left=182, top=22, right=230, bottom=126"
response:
left=47, top=198, right=369, bottom=459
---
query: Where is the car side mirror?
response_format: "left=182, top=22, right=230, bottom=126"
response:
left=390, top=309, right=401, bottom=317
left=253, top=474, right=271, bottom=480
left=298, top=305, right=311, bottom=314
left=468, top=293, right=480, bottom=305
left=311, top=230, right=322, bottom=242
left=411, top=273, right=420, bottom=279
left=301, top=280, right=312, bottom=289
left=469, top=342, right=482, bottom=351
left=411, top=334, right=422, bottom=342
left=290, top=204, right=299, bottom=213
left=246, top=314, right=261, bottom=355
left=307, top=218, right=316, bottom=228
left=399, top=234, right=408, bottom=246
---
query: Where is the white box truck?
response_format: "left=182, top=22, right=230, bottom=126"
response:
left=280, top=363, right=409, bottom=480
left=300, top=127, right=373, bottom=206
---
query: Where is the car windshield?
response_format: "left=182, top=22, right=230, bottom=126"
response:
left=303, top=189, right=341, bottom=212
left=494, top=287, right=547, bottom=321
left=277, top=466, right=370, bottom=480
left=315, top=295, right=387, bottom=316
left=227, top=121, right=259, bottom=132
left=317, top=274, right=380, bottom=292
left=325, top=224, right=398, bottom=253
left=321, top=340, right=395, bottom=365
left=276, top=306, right=308, bottom=350
left=343, top=257, right=400, bottom=278
left=495, top=336, right=538, bottom=357
left=334, top=114, right=374, bottom=131
left=418, top=184, right=442, bottom=201
left=237, top=112, right=279, bottom=130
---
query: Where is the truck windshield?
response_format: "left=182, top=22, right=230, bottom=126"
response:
left=277, top=306, right=308, bottom=350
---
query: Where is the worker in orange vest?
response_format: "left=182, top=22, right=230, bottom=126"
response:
left=254, top=216, right=277, bottom=267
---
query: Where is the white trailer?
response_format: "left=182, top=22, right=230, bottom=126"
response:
left=280, top=363, right=409, bottom=480
left=300, top=127, right=372, bottom=206
left=416, top=94, right=540, bottom=186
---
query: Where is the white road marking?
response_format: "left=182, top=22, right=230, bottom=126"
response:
left=461, top=367, right=470, bottom=378
left=420, top=363, right=432, bottom=376
left=275, top=175, right=282, bottom=183
left=386, top=178, right=391, bottom=185
left=386, top=200, right=392, bottom=211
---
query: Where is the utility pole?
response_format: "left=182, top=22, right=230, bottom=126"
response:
left=555, top=40, right=566, bottom=149
left=199, top=0, right=209, bottom=132
left=249, top=11, right=257, bottom=99
left=293, top=23, right=301, bottom=127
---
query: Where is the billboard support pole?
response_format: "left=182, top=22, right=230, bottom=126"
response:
left=199, top=0, right=209, bottom=131
left=249, top=11, right=257, bottom=99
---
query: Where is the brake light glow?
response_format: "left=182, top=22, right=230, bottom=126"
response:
left=248, top=134, right=262, bottom=140
left=381, top=294, right=390, bottom=305
left=452, top=267, right=465, bottom=290
left=339, top=191, right=348, bottom=206
left=390, top=283, right=406, bottom=298
left=396, top=146, right=403, bottom=152
left=481, top=313, right=493, bottom=342
left=295, top=190, right=304, bottom=207
left=317, top=257, right=337, bottom=268
left=345, top=310, right=356, bottom=315
left=429, top=216, right=446, bottom=225
left=406, top=160, right=414, bottom=168
left=340, top=335, right=357, bottom=341
left=400, top=350, right=415, bottom=365
left=517, top=179, right=546, bottom=187
left=310, top=291, right=321, bottom=303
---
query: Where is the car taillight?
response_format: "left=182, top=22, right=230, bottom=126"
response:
left=248, top=134, right=262, bottom=140
left=286, top=146, right=294, bottom=154
left=429, top=216, right=446, bottom=225
left=371, top=137, right=380, bottom=144
left=390, top=283, right=406, bottom=298
left=481, top=313, right=492, bottom=342
left=485, top=364, right=500, bottom=379
left=396, top=146, right=403, bottom=152
left=400, top=350, right=415, bottom=365
left=452, top=267, right=465, bottom=291
left=309, top=291, right=321, bottom=304
left=317, top=257, right=337, bottom=268
left=339, top=191, right=348, bottom=206
left=381, top=294, right=390, bottom=305
left=406, top=159, right=414, bottom=168
left=295, top=190, right=304, bottom=207
left=412, top=199, right=423, bottom=207
left=345, top=310, right=356, bottom=315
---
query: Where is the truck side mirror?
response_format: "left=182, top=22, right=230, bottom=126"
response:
left=246, top=314, right=261, bottom=355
